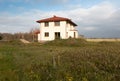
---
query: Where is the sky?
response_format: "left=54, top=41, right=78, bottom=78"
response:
left=0, top=0, right=120, bottom=38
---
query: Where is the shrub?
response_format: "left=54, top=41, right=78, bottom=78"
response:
left=0, top=36, right=2, bottom=40
left=45, top=38, right=87, bottom=47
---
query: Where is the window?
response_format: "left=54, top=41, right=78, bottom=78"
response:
left=66, top=32, right=68, bottom=37
left=54, top=21, right=60, bottom=26
left=45, top=22, right=49, bottom=27
left=45, top=32, right=49, bottom=37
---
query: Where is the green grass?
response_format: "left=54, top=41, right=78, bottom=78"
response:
left=0, top=39, right=120, bottom=81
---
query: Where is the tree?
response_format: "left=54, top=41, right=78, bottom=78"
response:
left=0, top=36, right=2, bottom=40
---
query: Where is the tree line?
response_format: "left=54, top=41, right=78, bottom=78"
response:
left=0, top=28, right=40, bottom=42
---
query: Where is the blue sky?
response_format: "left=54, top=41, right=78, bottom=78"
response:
left=0, top=0, right=120, bottom=38
left=0, top=0, right=103, bottom=12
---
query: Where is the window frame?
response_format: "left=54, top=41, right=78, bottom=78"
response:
left=44, top=22, right=49, bottom=27
left=54, top=21, right=60, bottom=26
left=44, top=32, right=49, bottom=37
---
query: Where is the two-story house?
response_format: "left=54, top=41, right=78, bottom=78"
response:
left=36, top=15, right=78, bottom=42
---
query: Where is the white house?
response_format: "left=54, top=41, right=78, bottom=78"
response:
left=36, top=15, right=78, bottom=42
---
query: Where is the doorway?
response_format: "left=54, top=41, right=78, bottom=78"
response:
left=55, top=32, right=60, bottom=39
left=74, top=32, right=76, bottom=38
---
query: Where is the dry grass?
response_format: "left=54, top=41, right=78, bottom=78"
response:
left=0, top=39, right=120, bottom=81
left=86, top=38, right=120, bottom=42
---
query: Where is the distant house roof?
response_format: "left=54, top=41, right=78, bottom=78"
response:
left=36, top=15, right=77, bottom=26
left=34, top=30, right=40, bottom=34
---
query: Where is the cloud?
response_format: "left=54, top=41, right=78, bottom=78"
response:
left=33, top=0, right=69, bottom=5
left=0, top=0, right=69, bottom=5
left=0, top=1, right=120, bottom=37
left=83, top=27, right=97, bottom=31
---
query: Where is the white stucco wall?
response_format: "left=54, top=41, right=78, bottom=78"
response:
left=67, top=31, right=78, bottom=38
left=66, top=22, right=78, bottom=38
left=38, top=33, right=41, bottom=41
left=38, top=21, right=78, bottom=41
left=39, top=21, right=67, bottom=41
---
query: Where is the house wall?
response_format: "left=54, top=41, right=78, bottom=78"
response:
left=39, top=21, right=67, bottom=41
left=67, top=31, right=78, bottom=38
left=66, top=22, right=78, bottom=38
left=66, top=23, right=75, bottom=31
left=38, top=21, right=78, bottom=41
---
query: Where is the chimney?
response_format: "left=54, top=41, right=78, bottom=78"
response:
left=53, top=15, right=56, bottom=17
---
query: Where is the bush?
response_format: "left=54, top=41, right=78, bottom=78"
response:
left=45, top=38, right=87, bottom=47
left=0, top=36, right=2, bottom=40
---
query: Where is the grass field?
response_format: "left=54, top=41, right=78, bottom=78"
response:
left=0, top=39, right=120, bottom=81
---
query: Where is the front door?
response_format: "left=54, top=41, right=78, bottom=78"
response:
left=55, top=32, right=60, bottom=39
left=74, top=32, right=76, bottom=38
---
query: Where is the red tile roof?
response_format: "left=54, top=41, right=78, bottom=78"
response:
left=33, top=30, right=40, bottom=34
left=36, top=15, right=77, bottom=26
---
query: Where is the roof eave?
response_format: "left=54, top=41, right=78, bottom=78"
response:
left=36, top=18, right=77, bottom=26
left=36, top=21, right=40, bottom=23
left=68, top=21, right=77, bottom=26
left=73, top=23, right=77, bottom=26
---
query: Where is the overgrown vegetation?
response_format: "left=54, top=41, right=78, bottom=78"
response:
left=0, top=39, right=120, bottom=81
